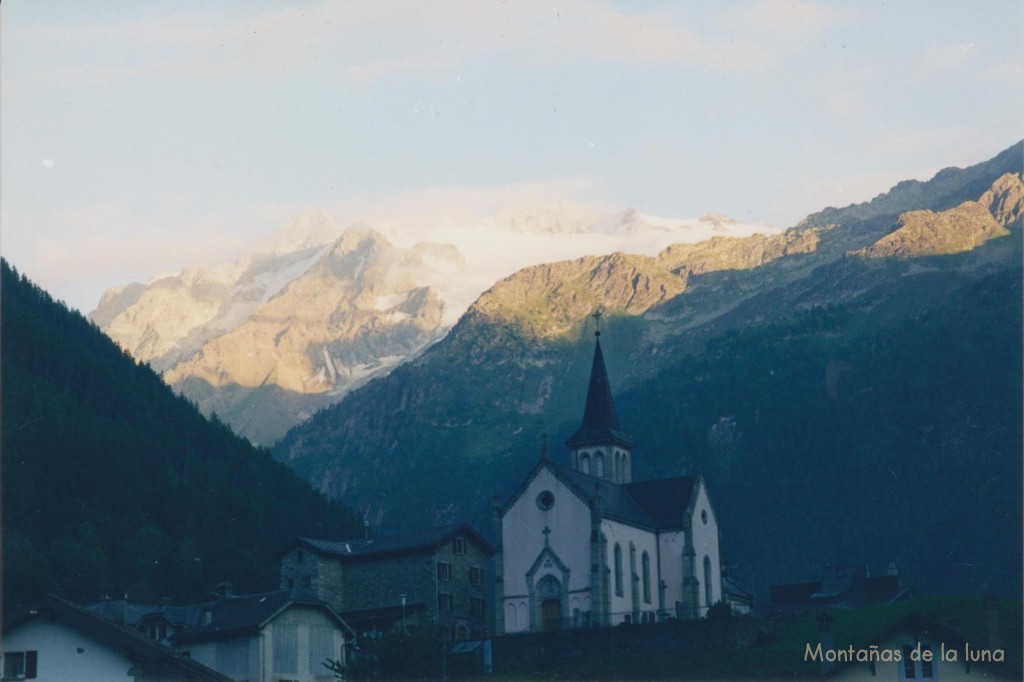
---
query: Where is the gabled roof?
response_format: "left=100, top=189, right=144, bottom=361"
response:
left=501, top=458, right=701, bottom=531
left=289, top=522, right=494, bottom=561
left=5, top=595, right=233, bottom=682
left=565, top=334, right=635, bottom=449
left=86, top=599, right=202, bottom=628
left=622, top=476, right=699, bottom=528
left=172, top=589, right=349, bottom=644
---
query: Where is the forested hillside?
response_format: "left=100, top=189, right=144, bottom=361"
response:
left=275, top=144, right=1022, bottom=600
left=1, top=260, right=364, bottom=609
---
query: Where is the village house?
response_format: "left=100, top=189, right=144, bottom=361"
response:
left=279, top=523, right=494, bottom=640
left=770, top=562, right=911, bottom=615
left=2, top=595, right=231, bottom=682
left=82, top=587, right=351, bottom=682
left=495, top=323, right=725, bottom=633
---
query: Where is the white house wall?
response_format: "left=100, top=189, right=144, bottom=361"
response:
left=502, top=466, right=592, bottom=633
left=601, top=519, right=659, bottom=625
left=2, top=618, right=134, bottom=682
left=187, top=635, right=260, bottom=682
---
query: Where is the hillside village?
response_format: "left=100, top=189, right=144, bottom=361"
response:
left=4, top=294, right=1021, bottom=680
left=3, top=145, right=1023, bottom=680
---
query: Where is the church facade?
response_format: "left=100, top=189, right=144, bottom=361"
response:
left=495, top=328, right=723, bottom=633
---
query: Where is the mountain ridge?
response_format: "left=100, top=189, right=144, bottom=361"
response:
left=273, top=142, right=1023, bottom=600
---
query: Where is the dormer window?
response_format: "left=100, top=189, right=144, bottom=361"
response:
left=454, top=537, right=466, bottom=555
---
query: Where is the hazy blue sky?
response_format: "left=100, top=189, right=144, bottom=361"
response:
left=3, top=1, right=1021, bottom=312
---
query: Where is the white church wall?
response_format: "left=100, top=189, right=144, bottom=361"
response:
left=601, top=519, right=659, bottom=625
left=691, top=480, right=723, bottom=614
left=502, top=466, right=592, bottom=632
left=658, top=530, right=686, bottom=614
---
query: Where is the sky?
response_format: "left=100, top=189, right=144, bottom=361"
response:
left=3, top=0, right=1022, bottom=313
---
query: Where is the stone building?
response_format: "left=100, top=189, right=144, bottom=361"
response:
left=495, top=326, right=724, bottom=633
left=280, top=523, right=494, bottom=640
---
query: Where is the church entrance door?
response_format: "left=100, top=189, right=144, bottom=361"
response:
left=536, top=574, right=563, bottom=631
left=541, top=600, right=562, bottom=631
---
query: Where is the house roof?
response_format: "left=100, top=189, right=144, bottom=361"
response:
left=770, top=564, right=911, bottom=612
left=5, top=595, right=233, bottom=682
left=86, top=599, right=202, bottom=628
left=172, top=589, right=349, bottom=645
left=565, top=334, right=635, bottom=449
left=723, top=575, right=756, bottom=604
left=290, top=522, right=494, bottom=561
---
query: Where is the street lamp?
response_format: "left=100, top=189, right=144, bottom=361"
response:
left=400, top=593, right=407, bottom=636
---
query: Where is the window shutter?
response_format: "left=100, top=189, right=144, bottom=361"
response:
left=25, top=651, right=38, bottom=679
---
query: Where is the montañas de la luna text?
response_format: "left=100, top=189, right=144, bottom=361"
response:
left=804, top=642, right=1005, bottom=664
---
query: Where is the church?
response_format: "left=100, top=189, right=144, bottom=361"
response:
left=494, top=322, right=723, bottom=633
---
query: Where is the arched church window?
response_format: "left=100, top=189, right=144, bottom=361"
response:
left=613, top=544, right=623, bottom=597
left=703, top=555, right=713, bottom=611
left=642, top=552, right=651, bottom=603
left=580, top=453, right=591, bottom=475
left=506, top=603, right=517, bottom=631
left=595, top=452, right=605, bottom=478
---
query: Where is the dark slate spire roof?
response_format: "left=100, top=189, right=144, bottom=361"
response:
left=566, top=332, right=635, bottom=449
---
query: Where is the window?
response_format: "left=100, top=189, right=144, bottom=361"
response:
left=470, top=566, right=483, bottom=586
left=595, top=453, right=605, bottom=478
left=438, top=593, right=452, bottom=612
left=536, top=490, right=555, bottom=511
left=614, top=544, right=623, bottom=597
left=642, top=552, right=651, bottom=604
left=438, top=562, right=451, bottom=581
left=471, top=597, right=486, bottom=617
left=902, top=645, right=916, bottom=679
left=901, top=644, right=934, bottom=680
left=3, top=651, right=37, bottom=680
left=921, top=646, right=933, bottom=679
left=580, top=453, right=591, bottom=475
left=453, top=537, right=466, bottom=555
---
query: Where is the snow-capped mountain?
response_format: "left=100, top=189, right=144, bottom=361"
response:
left=91, top=207, right=779, bottom=444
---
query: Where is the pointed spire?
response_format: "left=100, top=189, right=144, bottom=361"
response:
left=565, top=316, right=635, bottom=449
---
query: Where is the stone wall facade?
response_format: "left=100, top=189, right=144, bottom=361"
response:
left=280, top=529, right=492, bottom=639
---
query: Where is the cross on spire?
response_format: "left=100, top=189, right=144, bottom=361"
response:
left=592, top=309, right=603, bottom=337
left=542, top=526, right=551, bottom=545
left=540, top=432, right=549, bottom=459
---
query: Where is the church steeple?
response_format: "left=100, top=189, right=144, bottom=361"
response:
left=566, top=313, right=635, bottom=483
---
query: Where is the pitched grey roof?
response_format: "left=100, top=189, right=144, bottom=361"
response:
left=172, top=589, right=343, bottom=644
left=565, top=334, right=635, bottom=449
left=622, top=476, right=698, bottom=528
left=86, top=599, right=202, bottom=628
left=293, top=522, right=494, bottom=560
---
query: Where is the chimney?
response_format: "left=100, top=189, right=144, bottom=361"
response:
left=111, top=593, right=128, bottom=626
left=985, top=595, right=1000, bottom=650
left=215, top=582, right=232, bottom=600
